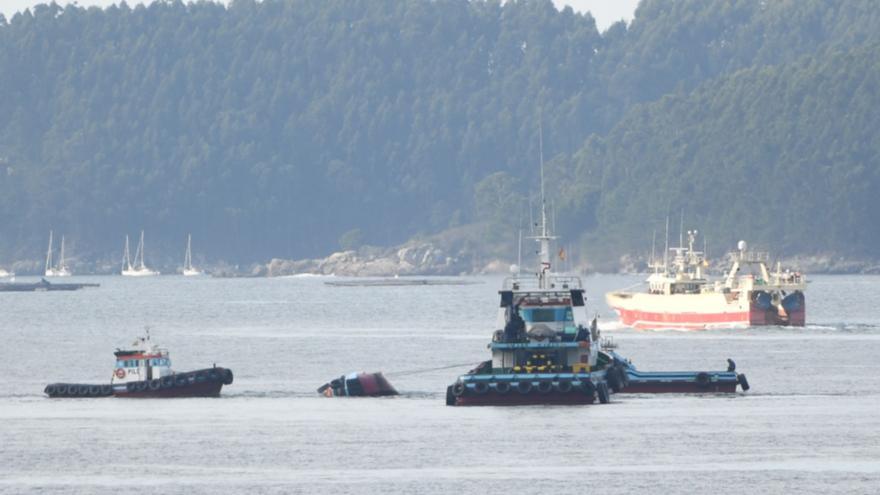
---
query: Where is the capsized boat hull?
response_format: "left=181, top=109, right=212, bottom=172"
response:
left=318, top=372, right=398, bottom=397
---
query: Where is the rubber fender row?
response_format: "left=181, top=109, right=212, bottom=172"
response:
left=447, top=379, right=610, bottom=404
left=44, top=383, right=113, bottom=398
left=125, top=368, right=234, bottom=393
left=452, top=379, right=600, bottom=397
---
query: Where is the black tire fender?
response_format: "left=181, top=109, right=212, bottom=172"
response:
left=537, top=380, right=553, bottom=394
left=580, top=380, right=595, bottom=397
left=516, top=381, right=533, bottom=394
left=597, top=382, right=610, bottom=404
left=452, top=381, right=466, bottom=397
left=695, top=372, right=711, bottom=388
left=473, top=382, right=490, bottom=395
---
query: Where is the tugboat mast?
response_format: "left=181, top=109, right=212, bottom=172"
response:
left=533, top=119, right=556, bottom=289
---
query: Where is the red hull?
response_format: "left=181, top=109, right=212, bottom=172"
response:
left=453, top=391, right=597, bottom=406
left=614, top=303, right=805, bottom=330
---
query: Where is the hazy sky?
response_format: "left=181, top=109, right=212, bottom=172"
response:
left=1, top=0, right=639, bottom=31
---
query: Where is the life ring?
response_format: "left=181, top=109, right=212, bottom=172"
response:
left=161, top=376, right=174, bottom=387
left=44, top=384, right=57, bottom=396
left=494, top=382, right=511, bottom=395
left=88, top=385, right=101, bottom=396
left=473, top=382, right=490, bottom=395
left=148, top=379, right=162, bottom=390
left=175, top=375, right=189, bottom=387
left=537, top=380, right=553, bottom=394
left=516, top=381, right=533, bottom=394
left=115, top=368, right=126, bottom=379
left=77, top=384, right=90, bottom=396
left=135, top=381, right=148, bottom=392
left=555, top=380, right=573, bottom=393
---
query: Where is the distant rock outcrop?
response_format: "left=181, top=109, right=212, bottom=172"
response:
left=264, top=241, right=472, bottom=277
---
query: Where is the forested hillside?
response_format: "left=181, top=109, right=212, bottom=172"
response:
left=0, top=0, right=878, bottom=270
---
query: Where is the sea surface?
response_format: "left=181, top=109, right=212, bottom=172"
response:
left=1, top=274, right=879, bottom=494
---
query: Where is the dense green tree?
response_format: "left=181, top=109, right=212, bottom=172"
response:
left=0, top=0, right=878, bottom=269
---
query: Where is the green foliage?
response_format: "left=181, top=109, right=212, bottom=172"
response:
left=0, top=0, right=878, bottom=265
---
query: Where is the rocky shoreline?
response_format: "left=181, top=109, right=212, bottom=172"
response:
left=4, top=243, right=880, bottom=277
left=256, top=247, right=880, bottom=278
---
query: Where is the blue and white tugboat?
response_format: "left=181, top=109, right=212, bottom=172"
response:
left=447, top=159, right=624, bottom=406
left=44, top=334, right=233, bottom=398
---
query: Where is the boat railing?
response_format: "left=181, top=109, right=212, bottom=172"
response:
left=502, top=275, right=582, bottom=291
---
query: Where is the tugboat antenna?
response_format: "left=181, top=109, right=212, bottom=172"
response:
left=517, top=229, right=522, bottom=272
left=539, top=117, right=547, bottom=238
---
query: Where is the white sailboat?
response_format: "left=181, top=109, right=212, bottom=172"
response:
left=182, top=234, right=202, bottom=276
left=122, top=231, right=159, bottom=277
left=45, top=230, right=72, bottom=277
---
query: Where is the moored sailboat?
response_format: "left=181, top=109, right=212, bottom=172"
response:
left=122, top=231, right=159, bottom=276
left=182, top=234, right=202, bottom=276
left=44, top=230, right=72, bottom=277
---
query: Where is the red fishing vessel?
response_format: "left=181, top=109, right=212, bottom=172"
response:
left=607, top=233, right=806, bottom=330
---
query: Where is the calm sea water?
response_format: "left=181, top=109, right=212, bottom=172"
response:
left=1, top=274, right=879, bottom=494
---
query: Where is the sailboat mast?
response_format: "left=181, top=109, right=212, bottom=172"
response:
left=123, top=235, right=131, bottom=270
left=58, top=235, right=65, bottom=270
left=45, top=230, right=54, bottom=273
left=185, top=234, right=192, bottom=270
left=136, top=231, right=145, bottom=269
